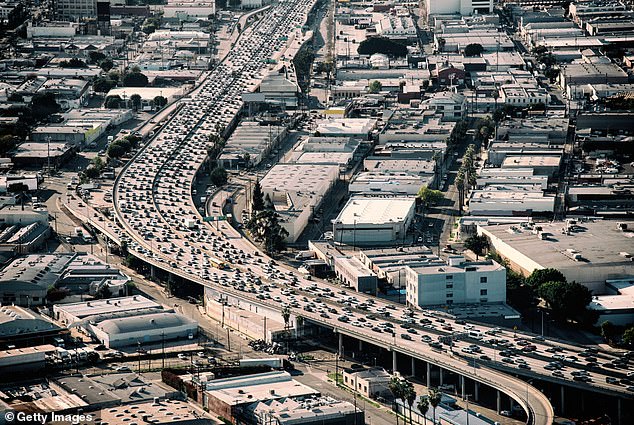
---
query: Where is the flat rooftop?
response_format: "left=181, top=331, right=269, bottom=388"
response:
left=97, top=399, right=220, bottom=425
left=53, top=295, right=161, bottom=320
left=480, top=220, right=634, bottom=283
left=502, top=155, right=562, bottom=168
left=335, top=197, right=415, bottom=225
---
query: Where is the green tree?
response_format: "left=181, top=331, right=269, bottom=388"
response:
left=538, top=280, right=593, bottom=323
left=417, top=396, right=429, bottom=425
left=0, top=135, right=19, bottom=156
left=123, top=71, right=149, bottom=87
left=526, top=268, right=566, bottom=288
left=464, top=234, right=488, bottom=259
left=388, top=377, right=406, bottom=425
left=358, top=36, right=408, bottom=57
left=59, top=58, right=87, bottom=68
left=130, top=94, right=142, bottom=111
left=369, top=80, right=382, bottom=93
left=544, top=67, right=559, bottom=82
left=84, top=166, right=101, bottom=179
left=249, top=209, right=289, bottom=253
left=88, top=51, right=106, bottom=64
left=107, top=142, right=126, bottom=158
left=417, top=187, right=444, bottom=205
left=403, top=381, right=416, bottom=425
left=506, top=269, right=535, bottom=311
left=464, top=43, right=483, bottom=57
left=100, top=59, right=113, bottom=72
left=252, top=180, right=265, bottom=212
left=31, top=92, right=61, bottom=121
left=93, top=77, right=116, bottom=93
left=94, top=284, right=112, bottom=299
left=601, top=320, right=617, bottom=344
left=105, top=95, right=122, bottom=109
left=623, top=326, right=634, bottom=346
left=47, top=286, right=69, bottom=302
left=210, top=166, right=228, bottom=186
left=428, top=389, right=442, bottom=425
left=153, top=95, right=167, bottom=108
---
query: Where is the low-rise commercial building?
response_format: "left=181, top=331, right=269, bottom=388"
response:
left=53, top=295, right=161, bottom=325
left=0, top=306, right=62, bottom=348
left=405, top=256, right=506, bottom=307
left=0, top=344, right=56, bottom=375
left=314, top=118, right=377, bottom=139
left=421, top=92, right=466, bottom=121
left=260, top=164, right=339, bottom=242
left=98, top=399, right=221, bottom=425
left=479, top=220, right=634, bottom=291
left=468, top=184, right=555, bottom=216
left=334, top=256, right=378, bottom=294
left=333, top=197, right=416, bottom=246
left=501, top=155, right=561, bottom=177
left=342, top=368, right=391, bottom=399
left=90, top=311, right=198, bottom=348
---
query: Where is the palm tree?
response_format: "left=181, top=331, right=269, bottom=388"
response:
left=388, top=377, right=405, bottom=425
left=281, top=306, right=291, bottom=351
left=404, top=381, right=416, bottom=425
left=428, top=389, right=442, bottom=424
left=417, top=396, right=430, bottom=425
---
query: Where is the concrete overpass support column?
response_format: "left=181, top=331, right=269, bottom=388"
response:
left=392, top=351, right=398, bottom=373
left=150, top=264, right=156, bottom=279
left=460, top=375, right=465, bottom=399
left=560, top=386, right=565, bottom=415
left=474, top=381, right=479, bottom=402
left=439, top=367, right=444, bottom=386
left=411, top=357, right=416, bottom=377
left=496, top=390, right=501, bottom=413
left=338, top=333, right=343, bottom=356
left=426, top=363, right=431, bottom=388
left=617, top=398, right=621, bottom=425
left=358, top=340, right=363, bottom=352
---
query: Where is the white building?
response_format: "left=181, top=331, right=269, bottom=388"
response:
left=425, top=0, right=493, bottom=17
left=349, top=172, right=432, bottom=196
left=421, top=92, right=466, bottom=122
left=468, top=184, right=555, bottom=216
left=53, top=295, right=161, bottom=325
left=342, top=368, right=392, bottom=399
left=260, top=164, right=339, bottom=243
left=406, top=256, right=506, bottom=307
left=163, top=0, right=215, bottom=21
left=334, top=257, right=378, bottom=294
left=90, top=311, right=198, bottom=348
left=333, top=197, right=416, bottom=246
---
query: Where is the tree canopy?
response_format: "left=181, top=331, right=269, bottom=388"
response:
left=538, top=280, right=594, bottom=323
left=368, top=80, right=382, bottom=93
left=417, top=187, right=444, bottom=205
left=123, top=71, right=149, bottom=87
left=358, top=36, right=408, bottom=57
left=464, top=43, right=484, bottom=57
left=464, top=234, right=489, bottom=259
left=252, top=180, right=265, bottom=212
left=526, top=268, right=566, bottom=288
left=210, top=166, right=228, bottom=186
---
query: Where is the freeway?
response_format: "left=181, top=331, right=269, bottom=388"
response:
left=100, top=1, right=630, bottom=424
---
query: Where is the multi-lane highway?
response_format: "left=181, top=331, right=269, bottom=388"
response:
left=95, top=1, right=634, bottom=424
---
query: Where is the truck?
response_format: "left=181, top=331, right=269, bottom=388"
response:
left=184, top=218, right=197, bottom=229
left=239, top=357, right=283, bottom=369
left=74, top=227, right=84, bottom=238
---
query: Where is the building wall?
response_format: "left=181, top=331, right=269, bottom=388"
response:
left=91, top=322, right=197, bottom=348
left=406, top=263, right=506, bottom=307
left=468, top=197, right=555, bottom=216
left=334, top=257, right=378, bottom=294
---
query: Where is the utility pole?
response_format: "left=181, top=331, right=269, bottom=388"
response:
left=161, top=332, right=165, bottom=369
left=47, top=136, right=51, bottom=176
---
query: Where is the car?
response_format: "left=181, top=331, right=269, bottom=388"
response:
left=500, top=410, right=512, bottom=417
left=401, top=334, right=413, bottom=340
left=627, top=386, right=634, bottom=392
left=518, top=363, right=531, bottom=370
left=551, top=370, right=564, bottom=377
left=606, top=377, right=619, bottom=384
left=178, top=353, right=188, bottom=360
left=114, top=365, right=131, bottom=372
left=501, top=357, right=514, bottom=364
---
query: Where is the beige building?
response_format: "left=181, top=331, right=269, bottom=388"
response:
left=342, top=368, right=392, bottom=399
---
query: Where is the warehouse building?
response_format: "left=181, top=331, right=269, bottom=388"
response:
left=333, top=197, right=416, bottom=246
left=478, top=219, right=634, bottom=292
left=90, top=311, right=197, bottom=348
left=0, top=306, right=63, bottom=348
left=260, top=164, right=339, bottom=242
left=53, top=295, right=161, bottom=325
left=405, top=256, right=506, bottom=308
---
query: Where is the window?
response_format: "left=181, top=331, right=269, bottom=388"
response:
left=446, top=283, right=453, bottom=289
left=446, top=292, right=453, bottom=298
left=480, top=276, right=488, bottom=283
left=480, top=289, right=488, bottom=296
left=446, top=275, right=453, bottom=280
left=447, top=300, right=454, bottom=305
left=480, top=298, right=488, bottom=303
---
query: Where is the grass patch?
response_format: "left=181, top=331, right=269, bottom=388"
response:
left=327, top=372, right=343, bottom=384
